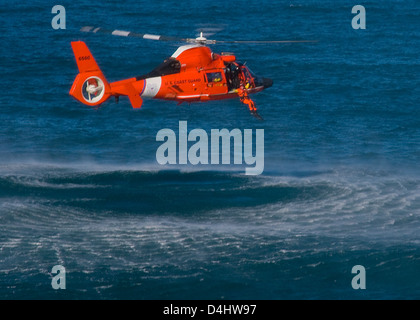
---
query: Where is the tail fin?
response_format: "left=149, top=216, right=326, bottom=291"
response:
left=69, top=41, right=111, bottom=107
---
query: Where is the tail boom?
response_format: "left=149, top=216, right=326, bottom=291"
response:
left=69, top=41, right=144, bottom=109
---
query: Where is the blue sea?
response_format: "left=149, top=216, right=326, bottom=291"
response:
left=0, top=0, right=419, bottom=300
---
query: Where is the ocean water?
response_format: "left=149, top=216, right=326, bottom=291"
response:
left=0, top=0, right=419, bottom=299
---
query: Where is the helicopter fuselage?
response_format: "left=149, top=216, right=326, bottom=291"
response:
left=70, top=42, right=273, bottom=110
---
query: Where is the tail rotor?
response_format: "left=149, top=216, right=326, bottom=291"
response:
left=69, top=41, right=111, bottom=107
left=82, top=77, right=105, bottom=103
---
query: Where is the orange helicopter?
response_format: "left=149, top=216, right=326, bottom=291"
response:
left=70, top=27, right=315, bottom=119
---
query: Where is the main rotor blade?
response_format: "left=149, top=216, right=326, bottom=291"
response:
left=80, top=26, right=187, bottom=42
left=80, top=26, right=318, bottom=45
left=213, top=40, right=318, bottom=44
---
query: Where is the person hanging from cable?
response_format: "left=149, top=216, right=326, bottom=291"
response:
left=236, top=81, right=263, bottom=120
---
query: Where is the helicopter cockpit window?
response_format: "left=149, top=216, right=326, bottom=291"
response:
left=137, top=58, right=181, bottom=80
left=152, top=58, right=181, bottom=76
left=206, top=72, right=223, bottom=83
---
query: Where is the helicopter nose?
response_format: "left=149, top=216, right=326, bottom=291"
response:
left=262, top=77, right=273, bottom=88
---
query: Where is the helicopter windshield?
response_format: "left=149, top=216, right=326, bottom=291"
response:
left=136, top=57, right=181, bottom=80
left=244, top=66, right=257, bottom=78
left=239, top=64, right=268, bottom=88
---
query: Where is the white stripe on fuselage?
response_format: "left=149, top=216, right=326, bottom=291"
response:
left=141, top=77, right=162, bottom=98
